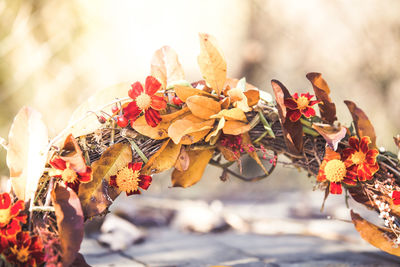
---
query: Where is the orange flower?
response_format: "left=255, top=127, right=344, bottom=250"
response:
left=342, top=136, right=379, bottom=181
left=109, top=162, right=152, bottom=196
left=49, top=156, right=92, bottom=193
left=317, top=148, right=358, bottom=194
left=284, top=92, right=320, bottom=122
left=0, top=192, right=27, bottom=237
left=2, top=231, right=44, bottom=267
left=124, top=76, right=167, bottom=127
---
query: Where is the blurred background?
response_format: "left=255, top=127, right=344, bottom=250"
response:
left=1, top=0, right=400, bottom=196
left=1, top=1, right=400, bottom=265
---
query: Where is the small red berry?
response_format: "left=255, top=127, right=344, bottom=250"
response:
left=172, top=96, right=183, bottom=106
left=116, top=115, right=129, bottom=128
left=98, top=116, right=106, bottom=124
left=111, top=104, right=119, bottom=114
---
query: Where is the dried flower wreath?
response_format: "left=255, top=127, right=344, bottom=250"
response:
left=1, top=33, right=400, bottom=266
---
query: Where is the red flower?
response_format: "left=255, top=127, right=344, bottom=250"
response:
left=392, top=191, right=400, bottom=205
left=284, top=92, right=320, bottom=122
left=49, top=156, right=92, bottom=193
left=109, top=162, right=152, bottom=196
left=123, top=76, right=167, bottom=127
left=317, top=147, right=358, bottom=194
left=3, top=231, right=44, bottom=267
left=0, top=192, right=27, bottom=237
left=342, top=136, right=379, bottom=181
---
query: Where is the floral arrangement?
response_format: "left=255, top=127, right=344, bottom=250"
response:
left=1, top=33, right=400, bottom=266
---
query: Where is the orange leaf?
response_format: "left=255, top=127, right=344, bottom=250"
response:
left=206, top=117, right=225, bottom=143
left=242, top=133, right=269, bottom=174
left=351, top=210, right=400, bottom=257
left=174, top=146, right=190, bottom=171
left=312, top=124, right=347, bottom=150
left=151, top=46, right=185, bottom=89
left=174, top=85, right=214, bottom=102
left=344, top=100, right=376, bottom=148
left=143, top=139, right=182, bottom=174
left=6, top=107, right=49, bottom=201
left=168, top=114, right=214, bottom=144
left=171, top=149, right=214, bottom=188
left=306, top=73, right=337, bottom=124
left=227, top=87, right=251, bottom=112
left=197, top=33, right=227, bottom=96
left=78, top=143, right=131, bottom=218
left=210, top=108, right=247, bottom=122
left=132, top=107, right=189, bottom=140
left=220, top=97, right=230, bottom=109
left=222, top=121, right=251, bottom=136
left=52, top=184, right=84, bottom=266
left=271, top=80, right=303, bottom=154
left=186, top=95, right=221, bottom=120
left=244, top=89, right=260, bottom=107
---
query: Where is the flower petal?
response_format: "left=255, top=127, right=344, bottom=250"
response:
left=302, top=107, right=316, bottom=118
left=309, top=100, right=321, bottom=106
left=5, top=219, right=21, bottom=235
left=284, top=98, right=298, bottom=110
left=150, top=95, right=167, bottom=110
left=330, top=182, right=342, bottom=194
left=292, top=92, right=299, bottom=99
left=287, top=109, right=301, bottom=122
left=348, top=136, right=359, bottom=150
left=360, top=136, right=371, bottom=153
left=77, top=167, right=92, bottom=183
left=127, top=190, right=141, bottom=196
left=129, top=82, right=144, bottom=99
left=365, top=149, right=378, bottom=164
left=343, top=177, right=357, bottom=186
left=129, top=162, right=143, bottom=171
left=123, top=101, right=141, bottom=120
left=138, top=175, right=152, bottom=190
left=10, top=200, right=24, bottom=216
left=0, top=193, right=11, bottom=209
left=144, top=108, right=161, bottom=127
left=145, top=76, right=161, bottom=95
left=49, top=157, right=67, bottom=171
left=109, top=175, right=117, bottom=187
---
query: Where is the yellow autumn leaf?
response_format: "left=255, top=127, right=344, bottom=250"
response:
left=210, top=108, right=247, bottom=122
left=197, top=33, right=227, bottom=96
left=151, top=46, right=185, bottom=89
left=186, top=95, right=221, bottom=120
left=222, top=120, right=251, bottom=135
left=227, top=87, right=251, bottom=112
left=132, top=107, right=189, bottom=139
left=143, top=139, right=182, bottom=174
left=174, top=85, right=214, bottom=102
left=174, top=147, right=190, bottom=171
left=171, top=149, right=214, bottom=188
left=244, top=89, right=260, bottom=107
left=168, top=114, right=214, bottom=144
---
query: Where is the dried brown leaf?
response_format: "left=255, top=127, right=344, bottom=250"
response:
left=197, top=33, right=227, bottom=96
left=351, top=210, right=400, bottom=257
left=222, top=121, right=251, bottom=136
left=344, top=100, right=376, bottom=148
left=306, top=73, right=337, bottom=124
left=171, top=149, right=214, bottom=188
left=168, top=114, right=214, bottom=144
left=174, top=85, right=214, bottom=102
left=312, top=124, right=347, bottom=150
left=143, top=139, right=182, bottom=174
left=52, top=184, right=84, bottom=267
left=174, top=146, right=190, bottom=172
left=78, top=143, right=132, bottom=218
left=7, top=106, right=49, bottom=201
left=271, top=80, right=303, bottom=154
left=151, top=46, right=185, bottom=89
left=59, top=134, right=87, bottom=173
left=210, top=108, right=247, bottom=122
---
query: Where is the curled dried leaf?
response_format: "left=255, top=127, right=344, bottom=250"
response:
left=143, top=139, right=182, bottom=174
left=151, top=46, right=185, bottom=89
left=312, top=124, right=347, bottom=151
left=60, top=134, right=87, bottom=173
left=351, top=210, right=400, bottom=257
left=174, top=85, right=213, bottom=102
left=171, top=149, right=214, bottom=188
left=306, top=73, right=337, bottom=124
left=271, top=80, right=303, bottom=154
left=222, top=121, right=251, bottom=136
left=344, top=100, right=376, bottom=148
left=174, top=146, right=190, bottom=172
left=52, top=184, right=84, bottom=266
left=206, top=117, right=225, bottom=143
left=168, top=114, right=214, bottom=144
left=197, top=33, right=227, bottom=96
left=210, top=108, right=247, bottom=122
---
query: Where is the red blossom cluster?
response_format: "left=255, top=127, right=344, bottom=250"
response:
left=0, top=193, right=44, bottom=266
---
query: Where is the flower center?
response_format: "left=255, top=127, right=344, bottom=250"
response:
left=10, top=245, right=29, bottom=263
left=0, top=208, right=11, bottom=225
left=351, top=151, right=366, bottom=165
left=116, top=166, right=141, bottom=193
left=136, top=93, right=152, bottom=110
left=324, top=159, right=347, bottom=183
left=62, top=165, right=78, bottom=183
left=296, top=96, right=310, bottom=110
